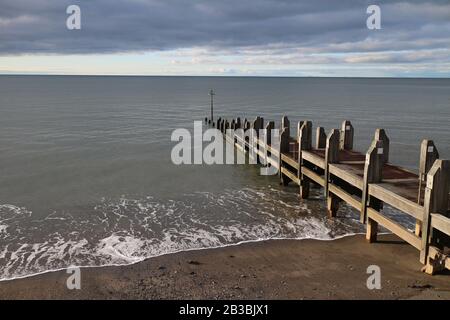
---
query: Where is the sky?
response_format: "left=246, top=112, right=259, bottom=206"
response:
left=0, top=0, right=450, bottom=77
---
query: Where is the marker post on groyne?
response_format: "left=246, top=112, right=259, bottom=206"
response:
left=205, top=114, right=450, bottom=275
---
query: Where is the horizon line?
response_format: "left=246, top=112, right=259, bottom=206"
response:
left=1, top=73, right=450, bottom=79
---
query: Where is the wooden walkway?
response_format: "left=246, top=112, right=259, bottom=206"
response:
left=206, top=115, right=450, bottom=275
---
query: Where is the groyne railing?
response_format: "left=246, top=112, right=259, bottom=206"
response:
left=205, top=115, right=450, bottom=275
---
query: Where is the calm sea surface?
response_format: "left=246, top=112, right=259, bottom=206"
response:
left=0, top=75, right=449, bottom=280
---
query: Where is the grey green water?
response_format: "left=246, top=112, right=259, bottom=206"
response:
left=0, top=75, right=449, bottom=280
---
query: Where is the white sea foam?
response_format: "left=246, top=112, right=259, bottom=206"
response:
left=0, top=224, right=7, bottom=234
left=0, top=187, right=386, bottom=281
left=97, top=234, right=148, bottom=263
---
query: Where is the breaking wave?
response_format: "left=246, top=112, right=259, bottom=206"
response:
left=0, top=187, right=372, bottom=281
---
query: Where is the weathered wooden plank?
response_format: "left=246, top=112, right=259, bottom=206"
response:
left=367, top=208, right=422, bottom=250
left=281, top=167, right=300, bottom=185
left=339, top=161, right=365, bottom=165
left=267, top=156, right=279, bottom=169
left=267, top=144, right=279, bottom=158
left=329, top=184, right=361, bottom=210
left=328, top=164, right=364, bottom=190
left=368, top=183, right=423, bottom=220
left=301, top=167, right=325, bottom=186
left=302, top=150, right=325, bottom=168
left=281, top=153, right=300, bottom=170
left=431, top=213, right=450, bottom=235
left=383, top=178, right=418, bottom=183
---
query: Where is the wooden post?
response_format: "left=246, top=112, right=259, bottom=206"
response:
left=264, top=121, right=275, bottom=166
left=298, top=121, right=312, bottom=151
left=281, top=115, right=290, bottom=138
left=253, top=117, right=263, bottom=163
left=217, top=117, right=222, bottom=131
left=418, top=140, right=439, bottom=203
left=325, top=129, right=340, bottom=194
left=259, top=117, right=265, bottom=152
left=416, top=140, right=439, bottom=236
left=420, top=160, right=449, bottom=269
left=315, top=127, right=326, bottom=149
left=251, top=118, right=256, bottom=130
left=265, top=121, right=275, bottom=146
left=361, top=140, right=384, bottom=242
left=255, top=116, right=263, bottom=133
left=279, top=127, right=290, bottom=186
left=298, top=121, right=312, bottom=199
left=235, top=117, right=241, bottom=129
left=374, top=129, right=390, bottom=163
left=361, top=139, right=384, bottom=225
left=244, top=119, right=250, bottom=130
left=339, top=120, right=354, bottom=150
left=297, top=121, right=304, bottom=137
left=325, top=129, right=340, bottom=217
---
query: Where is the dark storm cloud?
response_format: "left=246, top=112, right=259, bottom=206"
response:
left=0, top=0, right=449, bottom=59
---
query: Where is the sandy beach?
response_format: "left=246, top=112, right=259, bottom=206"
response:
left=0, top=234, right=449, bottom=300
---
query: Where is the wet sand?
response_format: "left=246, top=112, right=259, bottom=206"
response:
left=0, top=234, right=449, bottom=300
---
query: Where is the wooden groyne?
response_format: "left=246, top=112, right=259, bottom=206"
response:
left=205, top=115, right=450, bottom=275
